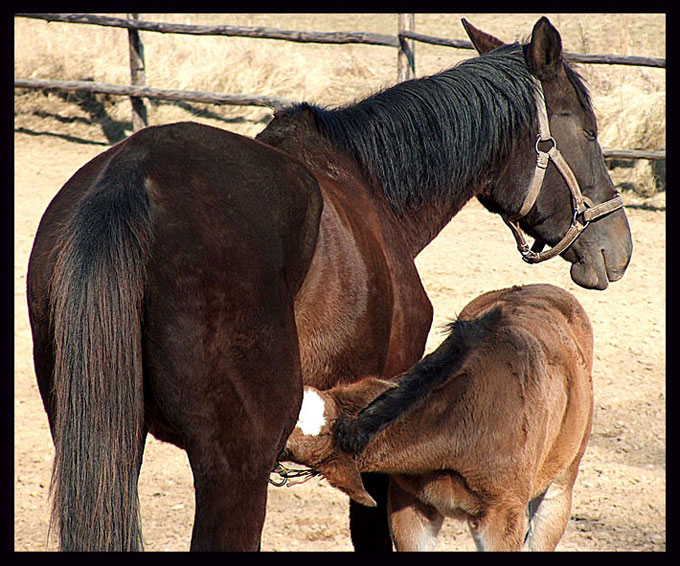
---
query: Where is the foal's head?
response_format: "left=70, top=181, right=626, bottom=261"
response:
left=281, top=379, right=393, bottom=507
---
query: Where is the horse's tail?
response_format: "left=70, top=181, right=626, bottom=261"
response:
left=48, top=157, right=152, bottom=551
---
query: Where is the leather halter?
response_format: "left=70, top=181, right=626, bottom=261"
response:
left=502, top=78, right=624, bottom=264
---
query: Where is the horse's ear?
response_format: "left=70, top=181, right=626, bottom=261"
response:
left=318, top=455, right=376, bottom=507
left=461, top=18, right=504, bottom=54
left=527, top=16, right=563, bottom=80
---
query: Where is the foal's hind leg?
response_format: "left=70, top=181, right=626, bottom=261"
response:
left=522, top=467, right=579, bottom=551
left=468, top=500, right=528, bottom=551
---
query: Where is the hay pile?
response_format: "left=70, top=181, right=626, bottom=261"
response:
left=596, top=85, right=665, bottom=196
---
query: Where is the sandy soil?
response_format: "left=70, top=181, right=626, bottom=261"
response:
left=14, top=128, right=665, bottom=552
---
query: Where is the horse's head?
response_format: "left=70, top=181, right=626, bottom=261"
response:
left=464, top=17, right=633, bottom=290
left=281, top=381, right=394, bottom=508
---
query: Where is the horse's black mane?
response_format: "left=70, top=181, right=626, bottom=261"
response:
left=333, top=307, right=503, bottom=455
left=285, top=43, right=591, bottom=212
left=290, top=43, right=536, bottom=210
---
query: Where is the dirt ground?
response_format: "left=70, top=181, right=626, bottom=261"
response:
left=14, top=124, right=665, bottom=551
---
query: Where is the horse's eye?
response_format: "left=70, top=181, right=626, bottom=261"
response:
left=584, top=129, right=597, bottom=141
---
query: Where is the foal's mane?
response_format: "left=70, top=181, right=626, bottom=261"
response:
left=288, top=43, right=539, bottom=210
left=334, top=307, right=503, bottom=455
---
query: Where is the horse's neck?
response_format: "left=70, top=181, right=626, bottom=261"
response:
left=257, top=115, right=514, bottom=259
left=353, top=411, right=442, bottom=474
left=282, top=148, right=480, bottom=258
left=392, top=194, right=477, bottom=257
left=395, top=140, right=536, bottom=256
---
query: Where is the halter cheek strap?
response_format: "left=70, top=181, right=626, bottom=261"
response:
left=502, top=78, right=624, bottom=264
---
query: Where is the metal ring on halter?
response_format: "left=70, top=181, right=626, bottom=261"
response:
left=573, top=207, right=591, bottom=230
left=535, top=135, right=556, bottom=154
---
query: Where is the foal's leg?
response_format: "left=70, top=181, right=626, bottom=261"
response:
left=468, top=500, right=528, bottom=551
left=387, top=480, right=444, bottom=551
left=523, top=467, right=579, bottom=551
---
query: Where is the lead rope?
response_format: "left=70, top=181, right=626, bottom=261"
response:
left=269, top=462, right=320, bottom=487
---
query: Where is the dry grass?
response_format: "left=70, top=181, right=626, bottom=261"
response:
left=14, top=13, right=665, bottom=194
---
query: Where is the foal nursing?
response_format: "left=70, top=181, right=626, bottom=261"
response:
left=282, top=284, right=594, bottom=551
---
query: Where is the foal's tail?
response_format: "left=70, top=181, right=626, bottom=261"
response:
left=48, top=158, right=152, bottom=551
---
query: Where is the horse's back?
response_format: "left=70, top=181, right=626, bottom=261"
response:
left=138, top=122, right=322, bottom=292
left=29, top=121, right=322, bottom=307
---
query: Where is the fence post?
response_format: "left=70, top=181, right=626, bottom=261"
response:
left=127, top=13, right=148, bottom=131
left=397, top=13, right=415, bottom=82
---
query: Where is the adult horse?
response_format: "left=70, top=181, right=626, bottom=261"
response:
left=26, top=17, right=631, bottom=551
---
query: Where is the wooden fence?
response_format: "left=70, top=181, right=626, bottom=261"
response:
left=15, top=13, right=665, bottom=161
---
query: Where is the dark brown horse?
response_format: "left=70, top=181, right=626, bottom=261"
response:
left=282, top=283, right=594, bottom=551
left=26, top=17, right=631, bottom=550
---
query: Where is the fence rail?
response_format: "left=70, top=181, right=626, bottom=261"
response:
left=18, top=13, right=666, bottom=68
left=15, top=13, right=665, bottom=162
left=14, top=78, right=295, bottom=109
left=398, top=30, right=666, bottom=68
left=15, top=13, right=401, bottom=46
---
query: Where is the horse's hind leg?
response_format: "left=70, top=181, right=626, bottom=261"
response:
left=468, top=500, right=528, bottom=551
left=145, top=278, right=302, bottom=550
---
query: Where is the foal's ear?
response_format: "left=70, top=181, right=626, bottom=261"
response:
left=461, top=18, right=504, bottom=54
left=331, top=377, right=395, bottom=416
left=319, top=455, right=376, bottom=508
left=527, top=16, right=563, bottom=80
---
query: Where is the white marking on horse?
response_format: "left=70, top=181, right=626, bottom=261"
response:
left=296, top=389, right=327, bottom=436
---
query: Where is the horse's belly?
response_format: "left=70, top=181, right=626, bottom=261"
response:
left=292, top=221, right=393, bottom=388
left=393, top=472, right=482, bottom=520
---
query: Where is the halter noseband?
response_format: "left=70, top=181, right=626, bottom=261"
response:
left=502, top=78, right=624, bottom=264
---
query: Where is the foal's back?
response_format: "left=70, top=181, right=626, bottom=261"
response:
left=451, top=284, right=594, bottom=499
left=458, top=283, right=594, bottom=368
